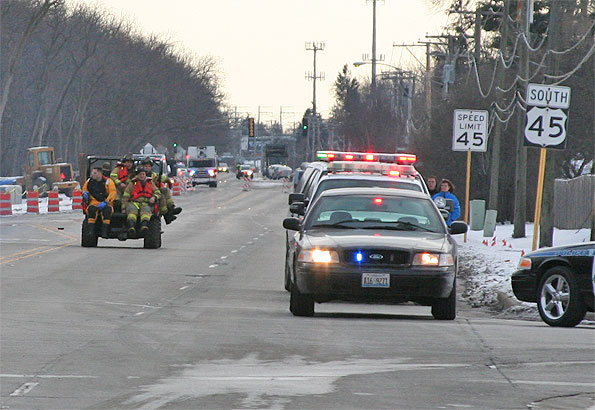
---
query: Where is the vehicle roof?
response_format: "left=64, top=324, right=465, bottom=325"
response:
left=318, top=187, right=430, bottom=200
left=317, top=173, right=421, bottom=185
left=305, top=162, right=328, bottom=170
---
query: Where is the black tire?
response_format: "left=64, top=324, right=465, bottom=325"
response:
left=284, top=260, right=291, bottom=292
left=432, top=279, right=456, bottom=320
left=81, top=219, right=98, bottom=247
left=290, top=282, right=314, bottom=317
left=143, top=217, right=161, bottom=249
left=537, top=266, right=586, bottom=327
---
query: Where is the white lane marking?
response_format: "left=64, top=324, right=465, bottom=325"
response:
left=469, top=379, right=594, bottom=387
left=105, top=302, right=161, bottom=309
left=10, top=382, right=38, bottom=396
left=209, top=264, right=218, bottom=268
left=239, top=245, right=246, bottom=249
left=180, top=286, right=189, bottom=290
left=252, top=237, right=258, bottom=241
left=353, top=392, right=374, bottom=396
left=135, top=312, right=145, bottom=316
left=231, top=250, right=238, bottom=253
left=1, top=374, right=96, bottom=379
left=259, top=233, right=265, bottom=236
left=220, top=256, right=227, bottom=260
left=128, top=376, right=141, bottom=379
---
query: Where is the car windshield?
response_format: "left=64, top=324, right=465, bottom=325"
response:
left=241, top=165, right=252, bottom=170
left=312, top=178, right=421, bottom=201
left=305, top=194, right=445, bottom=233
left=189, top=159, right=215, bottom=168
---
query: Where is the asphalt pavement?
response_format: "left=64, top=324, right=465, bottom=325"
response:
left=1, top=174, right=593, bottom=409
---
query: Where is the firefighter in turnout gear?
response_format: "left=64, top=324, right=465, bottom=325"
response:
left=110, top=154, right=135, bottom=196
left=121, top=167, right=161, bottom=236
left=82, top=166, right=117, bottom=238
left=140, top=157, right=182, bottom=224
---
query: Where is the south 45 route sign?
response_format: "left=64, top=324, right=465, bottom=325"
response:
left=524, top=107, right=568, bottom=149
left=452, top=110, right=489, bottom=152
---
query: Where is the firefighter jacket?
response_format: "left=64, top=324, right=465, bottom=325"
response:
left=82, top=176, right=117, bottom=207
left=121, top=177, right=161, bottom=209
left=110, top=164, right=135, bottom=186
left=150, top=172, right=172, bottom=189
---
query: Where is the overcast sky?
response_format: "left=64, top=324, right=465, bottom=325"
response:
left=70, top=0, right=450, bottom=128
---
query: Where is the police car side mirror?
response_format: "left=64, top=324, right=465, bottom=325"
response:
left=449, top=221, right=468, bottom=235
left=283, top=217, right=301, bottom=231
left=289, top=202, right=305, bottom=216
left=288, top=193, right=305, bottom=205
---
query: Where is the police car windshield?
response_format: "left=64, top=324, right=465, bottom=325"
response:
left=313, top=179, right=420, bottom=201
left=306, top=195, right=445, bottom=233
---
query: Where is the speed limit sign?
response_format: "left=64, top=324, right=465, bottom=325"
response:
left=524, top=107, right=567, bottom=149
left=452, top=109, right=489, bottom=152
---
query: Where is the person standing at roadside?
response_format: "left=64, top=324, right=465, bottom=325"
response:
left=432, top=179, right=461, bottom=226
left=427, top=175, right=440, bottom=196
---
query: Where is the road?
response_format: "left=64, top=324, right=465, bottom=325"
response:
left=1, top=174, right=593, bottom=410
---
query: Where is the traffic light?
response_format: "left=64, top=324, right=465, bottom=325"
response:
left=301, top=117, right=309, bottom=137
left=248, top=117, right=255, bottom=137
left=172, top=142, right=178, bottom=148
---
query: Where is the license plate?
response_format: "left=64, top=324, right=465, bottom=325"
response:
left=361, top=273, right=390, bottom=288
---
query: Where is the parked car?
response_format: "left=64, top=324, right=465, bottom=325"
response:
left=512, top=242, right=595, bottom=327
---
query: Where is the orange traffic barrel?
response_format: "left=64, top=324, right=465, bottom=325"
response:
left=72, top=189, right=83, bottom=210
left=48, top=191, right=60, bottom=212
left=27, top=191, right=39, bottom=214
left=172, top=181, right=181, bottom=196
left=0, top=192, right=12, bottom=216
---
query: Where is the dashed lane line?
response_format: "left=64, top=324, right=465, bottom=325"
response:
left=9, top=382, right=38, bottom=396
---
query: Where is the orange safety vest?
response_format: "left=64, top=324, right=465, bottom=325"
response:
left=130, top=179, right=154, bottom=200
left=118, top=166, right=130, bottom=183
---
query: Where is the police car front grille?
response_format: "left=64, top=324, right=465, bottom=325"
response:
left=342, top=249, right=410, bottom=266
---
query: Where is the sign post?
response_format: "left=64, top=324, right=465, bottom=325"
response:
left=452, top=109, right=489, bottom=242
left=524, top=84, right=570, bottom=251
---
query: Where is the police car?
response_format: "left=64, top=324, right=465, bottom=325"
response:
left=284, top=150, right=429, bottom=291
left=283, top=187, right=468, bottom=318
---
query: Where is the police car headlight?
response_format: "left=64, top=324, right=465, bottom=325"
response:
left=412, top=252, right=453, bottom=267
left=298, top=249, right=340, bottom=264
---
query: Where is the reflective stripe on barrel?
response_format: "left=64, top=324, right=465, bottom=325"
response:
left=72, top=189, right=83, bottom=210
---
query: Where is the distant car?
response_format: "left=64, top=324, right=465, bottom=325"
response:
left=284, top=187, right=468, bottom=318
left=238, top=164, right=254, bottom=179
left=218, top=162, right=229, bottom=173
left=271, top=165, right=292, bottom=179
left=512, top=242, right=595, bottom=327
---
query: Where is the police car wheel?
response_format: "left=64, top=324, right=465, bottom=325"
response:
left=537, top=266, right=586, bottom=327
left=290, top=282, right=314, bottom=317
left=431, top=280, right=456, bottom=320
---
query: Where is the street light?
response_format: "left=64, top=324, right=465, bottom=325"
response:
left=354, top=61, right=404, bottom=71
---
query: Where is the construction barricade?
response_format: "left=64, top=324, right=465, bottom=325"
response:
left=47, top=191, right=60, bottom=212
left=282, top=177, right=291, bottom=193
left=242, top=176, right=252, bottom=191
left=72, top=189, right=83, bottom=210
left=27, top=191, right=39, bottom=214
left=172, top=181, right=181, bottom=196
left=0, top=192, right=12, bottom=216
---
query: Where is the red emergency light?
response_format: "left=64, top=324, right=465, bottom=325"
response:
left=373, top=197, right=384, bottom=205
left=397, top=154, right=417, bottom=164
left=327, top=153, right=336, bottom=160
left=365, top=154, right=375, bottom=161
left=388, top=170, right=400, bottom=177
left=344, top=154, right=354, bottom=160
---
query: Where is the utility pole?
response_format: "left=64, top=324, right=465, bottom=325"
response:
left=305, top=41, right=325, bottom=115
left=392, top=42, right=431, bottom=120
left=539, top=2, right=562, bottom=247
left=371, top=0, right=377, bottom=89
left=512, top=0, right=529, bottom=238
left=306, top=42, right=324, bottom=160
left=488, top=0, right=510, bottom=211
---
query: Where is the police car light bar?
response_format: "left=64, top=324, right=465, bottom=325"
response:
left=316, top=151, right=417, bottom=165
left=327, top=161, right=417, bottom=177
